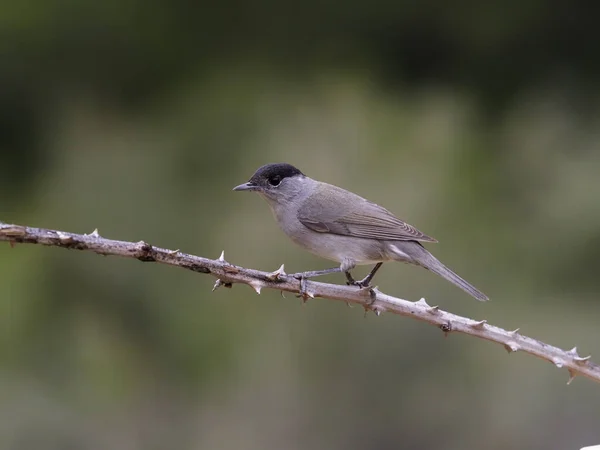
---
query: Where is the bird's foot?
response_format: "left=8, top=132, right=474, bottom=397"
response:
left=345, top=263, right=382, bottom=291
left=346, top=276, right=373, bottom=289
left=345, top=273, right=377, bottom=307
left=294, top=275, right=313, bottom=303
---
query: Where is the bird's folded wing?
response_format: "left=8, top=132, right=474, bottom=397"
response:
left=297, top=187, right=437, bottom=242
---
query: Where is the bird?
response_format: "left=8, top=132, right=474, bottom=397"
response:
left=233, top=163, right=488, bottom=301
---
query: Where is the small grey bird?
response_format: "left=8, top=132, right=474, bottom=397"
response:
left=233, top=163, right=488, bottom=301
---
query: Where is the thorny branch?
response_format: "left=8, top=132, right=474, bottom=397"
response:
left=1, top=221, right=599, bottom=385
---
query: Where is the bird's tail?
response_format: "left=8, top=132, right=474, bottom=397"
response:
left=421, top=256, right=489, bottom=301
left=390, top=243, right=489, bottom=301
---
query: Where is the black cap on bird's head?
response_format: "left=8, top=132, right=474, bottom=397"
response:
left=233, top=163, right=305, bottom=192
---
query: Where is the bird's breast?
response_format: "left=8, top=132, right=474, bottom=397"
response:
left=283, top=222, right=388, bottom=265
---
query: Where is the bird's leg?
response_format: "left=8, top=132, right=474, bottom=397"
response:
left=290, top=267, right=342, bottom=280
left=291, top=267, right=342, bottom=301
left=340, top=259, right=358, bottom=286
left=344, top=271, right=357, bottom=285
left=356, top=263, right=383, bottom=288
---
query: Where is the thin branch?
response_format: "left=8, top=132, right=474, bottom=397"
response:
left=1, top=221, right=598, bottom=385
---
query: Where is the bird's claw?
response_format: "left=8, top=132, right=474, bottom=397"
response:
left=346, top=277, right=377, bottom=306
left=346, top=278, right=373, bottom=290
left=295, top=276, right=313, bottom=302
left=368, top=286, right=377, bottom=303
left=292, top=273, right=307, bottom=300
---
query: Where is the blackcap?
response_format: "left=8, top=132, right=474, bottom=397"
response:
left=233, top=163, right=488, bottom=301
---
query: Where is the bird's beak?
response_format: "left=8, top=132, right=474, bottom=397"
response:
left=232, top=182, right=259, bottom=191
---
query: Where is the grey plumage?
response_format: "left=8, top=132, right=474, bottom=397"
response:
left=233, top=163, right=488, bottom=301
left=298, top=183, right=437, bottom=242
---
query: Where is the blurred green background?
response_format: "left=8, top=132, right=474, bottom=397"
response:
left=2, top=1, right=600, bottom=449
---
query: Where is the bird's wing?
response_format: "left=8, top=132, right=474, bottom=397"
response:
left=297, top=183, right=437, bottom=243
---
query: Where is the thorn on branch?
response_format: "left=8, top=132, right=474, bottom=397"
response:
left=566, top=347, right=592, bottom=365
left=215, top=251, right=239, bottom=274
left=470, top=319, right=487, bottom=330
left=249, top=281, right=263, bottom=295
left=553, top=358, right=564, bottom=368
left=504, top=341, right=520, bottom=353
left=300, top=290, right=315, bottom=303
left=372, top=305, right=383, bottom=316
left=415, top=298, right=430, bottom=308
left=86, top=228, right=101, bottom=238
left=427, top=305, right=440, bottom=314
left=574, top=355, right=592, bottom=364
left=567, top=369, right=577, bottom=385
left=212, top=279, right=232, bottom=291
left=267, top=264, right=286, bottom=281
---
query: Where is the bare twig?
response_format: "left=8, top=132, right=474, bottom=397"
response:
left=1, top=221, right=598, bottom=385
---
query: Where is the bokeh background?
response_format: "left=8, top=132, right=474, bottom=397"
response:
left=2, top=1, right=600, bottom=449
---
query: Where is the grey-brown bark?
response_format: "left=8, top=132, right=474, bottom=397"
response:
left=1, top=221, right=598, bottom=385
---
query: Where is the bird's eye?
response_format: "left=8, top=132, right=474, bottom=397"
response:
left=269, top=175, right=282, bottom=186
